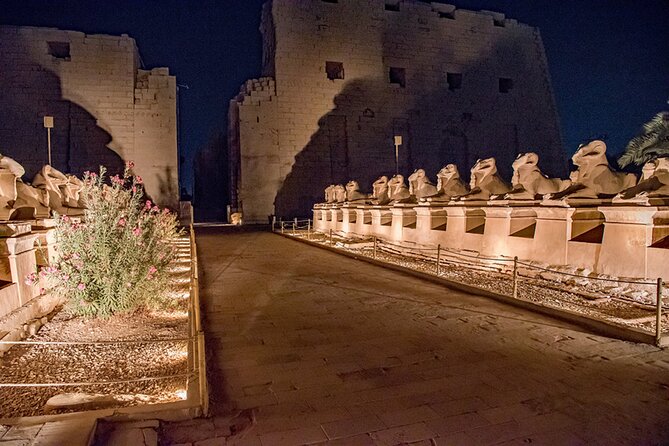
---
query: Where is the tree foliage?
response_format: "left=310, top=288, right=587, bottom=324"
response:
left=29, top=164, right=181, bottom=317
left=618, top=112, right=669, bottom=168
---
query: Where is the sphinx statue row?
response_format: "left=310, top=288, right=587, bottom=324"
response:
left=321, top=140, right=669, bottom=206
left=0, top=154, right=87, bottom=220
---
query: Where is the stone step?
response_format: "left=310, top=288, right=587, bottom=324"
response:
left=0, top=417, right=98, bottom=446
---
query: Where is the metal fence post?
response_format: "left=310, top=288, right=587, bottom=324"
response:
left=292, top=220, right=296, bottom=235
left=373, top=236, right=377, bottom=259
left=307, top=219, right=311, bottom=240
left=436, top=244, right=441, bottom=275
left=512, top=256, right=519, bottom=299
left=329, top=229, right=333, bottom=245
left=657, top=278, right=663, bottom=346
left=271, top=216, right=276, bottom=232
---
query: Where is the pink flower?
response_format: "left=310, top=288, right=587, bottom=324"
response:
left=136, top=175, right=143, bottom=185
left=132, top=186, right=137, bottom=194
left=62, top=215, right=70, bottom=222
left=24, top=272, right=37, bottom=286
left=132, top=227, right=142, bottom=237
left=162, top=208, right=170, bottom=215
left=77, top=283, right=86, bottom=291
left=145, top=200, right=152, bottom=210
left=117, top=217, right=127, bottom=227
left=111, top=174, right=123, bottom=185
left=148, top=265, right=158, bottom=275
left=125, top=160, right=135, bottom=169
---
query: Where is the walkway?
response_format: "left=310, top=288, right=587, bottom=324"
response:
left=164, top=227, right=669, bottom=445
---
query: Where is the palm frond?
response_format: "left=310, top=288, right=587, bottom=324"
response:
left=618, top=112, right=669, bottom=168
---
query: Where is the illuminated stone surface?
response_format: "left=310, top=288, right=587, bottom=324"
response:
left=165, top=228, right=669, bottom=444
left=0, top=26, right=178, bottom=207
left=229, top=0, right=566, bottom=222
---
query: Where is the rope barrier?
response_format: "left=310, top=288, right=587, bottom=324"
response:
left=516, top=260, right=657, bottom=285
left=0, top=371, right=195, bottom=388
left=306, top=231, right=658, bottom=286
left=0, top=337, right=193, bottom=346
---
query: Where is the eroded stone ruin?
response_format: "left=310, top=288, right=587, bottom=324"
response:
left=0, top=26, right=179, bottom=208
left=230, top=0, right=566, bottom=222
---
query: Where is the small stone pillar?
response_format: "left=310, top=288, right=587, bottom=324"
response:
left=531, top=207, right=577, bottom=265
left=370, top=206, right=392, bottom=239
left=0, top=224, right=39, bottom=305
left=341, top=206, right=356, bottom=234
left=354, top=206, right=372, bottom=236
left=390, top=205, right=417, bottom=242
left=31, top=219, right=58, bottom=267
left=480, top=206, right=513, bottom=257
left=598, top=206, right=660, bottom=278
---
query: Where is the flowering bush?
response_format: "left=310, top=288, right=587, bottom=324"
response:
left=31, top=163, right=180, bottom=317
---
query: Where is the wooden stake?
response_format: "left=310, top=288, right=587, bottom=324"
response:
left=512, top=256, right=519, bottom=299
left=657, top=278, right=663, bottom=346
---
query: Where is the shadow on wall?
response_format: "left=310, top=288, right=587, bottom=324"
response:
left=0, top=63, right=124, bottom=180
left=155, top=166, right=178, bottom=209
left=273, top=34, right=566, bottom=219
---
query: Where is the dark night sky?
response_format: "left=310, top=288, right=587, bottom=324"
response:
left=2, top=0, right=668, bottom=194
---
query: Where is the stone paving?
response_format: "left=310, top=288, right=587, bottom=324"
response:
left=162, top=226, right=669, bottom=445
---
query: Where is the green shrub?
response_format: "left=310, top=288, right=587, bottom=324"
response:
left=28, top=163, right=181, bottom=317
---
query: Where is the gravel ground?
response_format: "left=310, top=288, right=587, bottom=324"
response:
left=0, top=238, right=192, bottom=419
left=296, top=231, right=668, bottom=335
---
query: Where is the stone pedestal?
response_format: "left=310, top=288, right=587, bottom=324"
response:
left=598, top=206, right=666, bottom=279
left=390, top=205, right=417, bottom=242
left=413, top=205, right=447, bottom=245
left=341, top=206, right=356, bottom=234
left=480, top=207, right=513, bottom=258
left=0, top=282, right=20, bottom=320
left=370, top=207, right=392, bottom=239
left=0, top=231, right=39, bottom=306
left=444, top=204, right=485, bottom=252
left=354, top=206, right=373, bottom=236
left=531, top=207, right=576, bottom=265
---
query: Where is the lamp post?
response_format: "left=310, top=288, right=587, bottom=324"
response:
left=393, top=135, right=402, bottom=174
left=43, top=116, right=54, bottom=166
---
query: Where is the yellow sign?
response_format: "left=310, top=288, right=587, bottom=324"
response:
left=43, top=116, right=54, bottom=128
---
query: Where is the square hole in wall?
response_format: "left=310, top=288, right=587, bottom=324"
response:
left=325, top=61, right=345, bottom=80
left=447, top=72, right=462, bottom=91
left=499, top=77, right=513, bottom=93
left=47, top=41, right=70, bottom=60
left=321, top=0, right=338, bottom=3
left=389, top=67, right=406, bottom=88
left=385, top=1, right=400, bottom=11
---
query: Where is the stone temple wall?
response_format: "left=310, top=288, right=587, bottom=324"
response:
left=0, top=26, right=178, bottom=208
left=230, top=0, right=566, bottom=223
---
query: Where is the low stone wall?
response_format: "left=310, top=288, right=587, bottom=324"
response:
left=313, top=201, right=669, bottom=281
left=0, top=219, right=61, bottom=353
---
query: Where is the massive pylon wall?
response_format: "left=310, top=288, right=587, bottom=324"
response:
left=0, top=26, right=179, bottom=207
left=230, top=0, right=565, bottom=222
